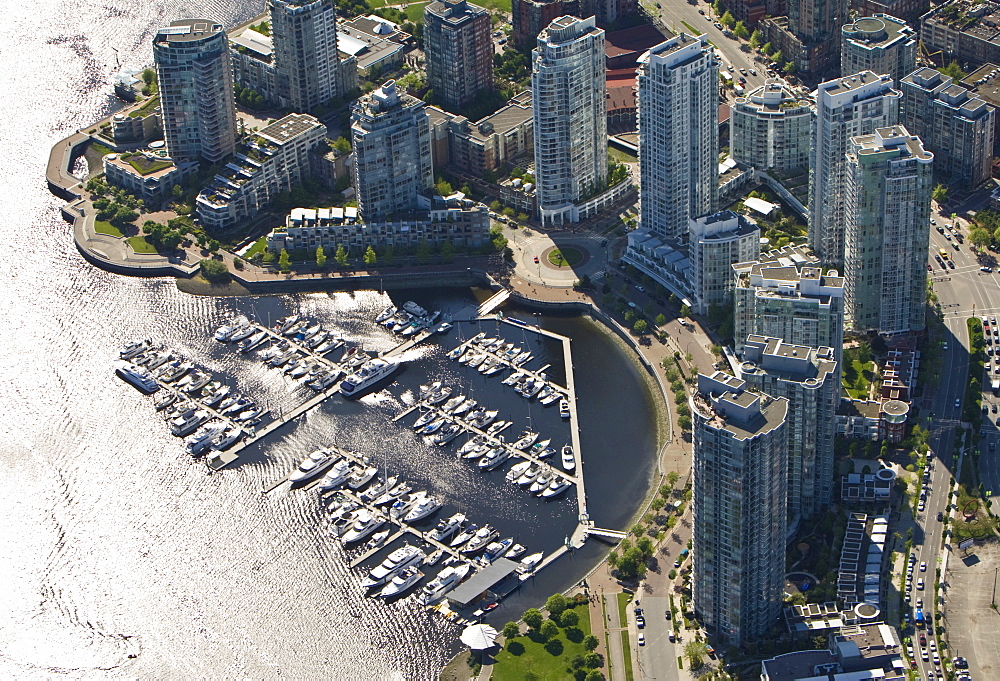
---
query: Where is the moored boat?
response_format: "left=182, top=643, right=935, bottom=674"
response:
left=561, top=445, right=575, bottom=472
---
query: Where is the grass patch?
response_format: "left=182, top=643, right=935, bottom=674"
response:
left=94, top=220, right=124, bottom=237
left=842, top=346, right=877, bottom=400
left=492, top=603, right=598, bottom=681
left=680, top=20, right=704, bottom=35
left=617, top=592, right=630, bottom=625
left=404, top=2, right=430, bottom=21
left=121, top=153, right=173, bottom=176
left=548, top=247, right=583, bottom=267
left=128, top=95, right=160, bottom=118
left=127, top=236, right=158, bottom=254
left=620, top=631, right=635, bottom=680
left=608, top=144, right=637, bottom=164
left=479, top=0, right=512, bottom=11
left=616, top=593, right=635, bottom=680
left=89, top=140, right=113, bottom=157
left=243, top=236, right=268, bottom=259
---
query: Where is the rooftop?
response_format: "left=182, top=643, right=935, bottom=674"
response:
left=694, top=371, right=788, bottom=439
left=155, top=19, right=225, bottom=44
left=260, top=113, right=324, bottom=145
left=425, top=0, right=488, bottom=24
left=230, top=26, right=273, bottom=57
left=817, top=70, right=896, bottom=100
left=851, top=125, right=933, bottom=162
left=842, top=14, right=915, bottom=48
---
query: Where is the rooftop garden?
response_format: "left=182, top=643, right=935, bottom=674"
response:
left=128, top=95, right=160, bottom=118
left=120, top=153, right=173, bottom=176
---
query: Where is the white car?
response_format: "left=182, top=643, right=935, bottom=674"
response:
left=637, top=633, right=645, bottom=646
left=917, top=578, right=925, bottom=590
left=920, top=561, right=927, bottom=572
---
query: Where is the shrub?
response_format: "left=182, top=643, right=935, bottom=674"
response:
left=199, top=258, right=230, bottom=283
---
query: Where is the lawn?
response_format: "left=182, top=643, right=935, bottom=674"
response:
left=842, top=346, right=877, bottom=400
left=128, top=95, right=160, bottom=118
left=548, top=247, right=583, bottom=267
left=243, top=236, right=268, bottom=259
left=127, top=236, right=158, bottom=254
left=479, top=0, right=512, bottom=11
left=94, top=220, right=124, bottom=237
left=492, top=603, right=597, bottom=681
left=680, top=20, right=704, bottom=36
left=404, top=2, right=429, bottom=21
left=608, top=145, right=637, bottom=164
left=616, top=592, right=634, bottom=680
left=122, top=153, right=173, bottom=176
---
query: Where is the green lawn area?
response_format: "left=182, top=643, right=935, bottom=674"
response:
left=680, top=20, right=704, bottom=35
left=244, top=236, right=268, bottom=259
left=548, top=247, right=583, bottom=267
left=608, top=144, right=637, bottom=164
left=479, top=0, right=512, bottom=11
left=843, top=357, right=877, bottom=399
left=616, top=592, right=634, bottom=680
left=127, top=236, right=158, bottom=254
left=128, top=95, right=160, bottom=118
left=404, top=2, right=429, bottom=21
left=89, top=140, right=113, bottom=157
left=94, top=220, right=124, bottom=237
left=492, top=603, right=598, bottom=681
left=122, top=153, right=173, bottom=176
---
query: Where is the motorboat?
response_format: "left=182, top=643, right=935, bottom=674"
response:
left=461, top=442, right=489, bottom=460
left=317, top=459, right=352, bottom=491
left=540, top=477, right=572, bottom=499
left=457, top=436, right=485, bottom=458
left=513, top=351, right=532, bottom=366
left=214, top=321, right=242, bottom=342
left=390, top=491, right=426, bottom=520
left=163, top=402, right=195, bottom=422
left=211, top=426, right=243, bottom=451
left=282, top=319, right=307, bottom=338
left=441, top=394, right=466, bottom=413
left=412, top=409, right=437, bottom=430
left=486, top=421, right=508, bottom=435
left=202, top=384, right=230, bottom=407
left=540, top=391, right=560, bottom=406
left=529, top=438, right=552, bottom=457
left=308, top=369, right=342, bottom=392
left=477, top=447, right=511, bottom=471
left=529, top=468, right=554, bottom=494
left=468, top=332, right=486, bottom=344
left=559, top=398, right=570, bottom=419
left=258, top=341, right=288, bottom=361
left=360, top=475, right=399, bottom=504
left=516, top=463, right=541, bottom=487
left=502, top=372, right=524, bottom=386
left=378, top=566, right=423, bottom=598
left=153, top=391, right=177, bottom=411
left=505, top=544, right=527, bottom=560
left=457, top=349, right=477, bottom=365
left=313, top=338, right=340, bottom=354
left=561, top=445, right=575, bottom=472
left=173, top=368, right=200, bottom=390
left=274, top=314, right=299, bottom=334
left=305, top=330, right=329, bottom=350
left=450, top=523, right=479, bottom=548
left=332, top=508, right=363, bottom=536
left=363, top=529, right=391, bottom=552
left=374, top=480, right=411, bottom=506
left=477, top=357, right=497, bottom=374
left=144, top=350, right=172, bottom=371
left=375, top=305, right=398, bottom=323
left=120, top=339, right=151, bottom=360
left=346, top=465, right=378, bottom=490
left=536, top=385, right=555, bottom=402
left=418, top=382, right=442, bottom=401
left=428, top=512, right=466, bottom=543
left=402, top=300, right=428, bottom=317
left=512, top=431, right=539, bottom=451
left=296, top=323, right=323, bottom=343
left=229, top=324, right=256, bottom=343
left=538, top=447, right=557, bottom=460
left=467, top=353, right=488, bottom=369
left=435, top=322, right=453, bottom=334
left=404, top=495, right=442, bottom=523
left=171, top=409, right=210, bottom=437
left=287, top=361, right=312, bottom=379
left=158, top=360, right=192, bottom=383
left=221, top=396, right=253, bottom=416
left=282, top=356, right=302, bottom=374
left=432, top=424, right=462, bottom=446
left=521, top=379, right=544, bottom=399
left=483, top=362, right=505, bottom=377
left=517, top=552, right=544, bottom=574
left=423, top=549, right=445, bottom=566
left=416, top=562, right=471, bottom=605
left=339, top=358, right=402, bottom=399
left=289, top=449, right=337, bottom=484
left=362, top=545, right=425, bottom=589
left=185, top=423, right=226, bottom=456
left=419, top=418, right=447, bottom=435
left=447, top=345, right=466, bottom=360
left=482, top=537, right=514, bottom=563
left=115, top=361, right=159, bottom=393
left=234, top=406, right=266, bottom=423
left=452, top=399, right=477, bottom=416
left=184, top=371, right=212, bottom=394
left=506, top=460, right=532, bottom=483
left=342, top=511, right=386, bottom=544
left=426, top=385, right=452, bottom=405
left=470, top=410, right=498, bottom=428
left=238, top=331, right=268, bottom=353
left=460, top=526, right=498, bottom=554
left=267, top=349, right=296, bottom=368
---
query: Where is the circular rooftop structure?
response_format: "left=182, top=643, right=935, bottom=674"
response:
left=881, top=399, right=909, bottom=423
left=854, top=602, right=881, bottom=620
left=876, top=468, right=896, bottom=482
left=845, top=17, right=887, bottom=41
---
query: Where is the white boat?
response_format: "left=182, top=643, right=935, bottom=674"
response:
left=482, top=537, right=514, bottom=562
left=470, top=410, right=499, bottom=428
left=362, top=545, right=425, bottom=589
left=346, top=465, right=378, bottom=490
left=513, top=351, right=532, bottom=366
left=486, top=420, right=508, bottom=435
left=537, top=386, right=557, bottom=403
left=419, top=382, right=442, bottom=401
left=529, top=438, right=552, bottom=457
left=274, top=314, right=299, bottom=334
left=512, top=431, right=539, bottom=451
left=363, top=529, right=391, bottom=552
left=516, top=463, right=541, bottom=486
left=153, top=391, right=177, bottom=411
left=517, top=552, right=544, bottom=574
left=374, top=480, right=412, bottom=506
left=441, top=394, right=466, bottom=413
left=506, top=544, right=527, bottom=559
left=538, top=447, right=557, bottom=460
left=458, top=436, right=485, bottom=457
left=418, top=417, right=447, bottom=435
left=432, top=424, right=462, bottom=446
left=289, top=449, right=337, bottom=484
left=288, top=361, right=312, bottom=378
left=229, top=324, right=256, bottom=343
left=390, top=491, right=426, bottom=519
left=417, top=562, right=472, bottom=605
left=211, top=426, right=243, bottom=451
left=540, top=477, right=572, bottom=498
left=144, top=350, right=173, bottom=370
left=158, top=360, right=192, bottom=383
left=478, top=357, right=497, bottom=374
left=428, top=512, right=466, bottom=543
left=521, top=379, right=544, bottom=399
left=234, top=406, right=266, bottom=423
left=404, top=495, right=442, bottom=523
left=561, top=445, right=575, bottom=472
left=559, top=398, right=570, bottom=419
left=317, top=459, right=352, bottom=491
left=120, top=339, right=151, bottom=360
left=461, top=526, right=498, bottom=554
left=477, top=447, right=510, bottom=471
left=426, top=385, right=452, bottom=405
left=202, top=383, right=230, bottom=407
left=484, top=362, right=505, bottom=376
left=467, top=353, right=488, bottom=369
left=171, top=409, right=210, bottom=437
left=308, top=369, right=343, bottom=392
left=378, top=566, right=423, bottom=598
left=314, top=338, right=340, bottom=354
left=342, top=511, right=386, bottom=544
left=185, top=423, right=226, bottom=456
left=506, top=460, right=532, bottom=483
left=402, top=300, right=428, bottom=317
left=267, top=349, right=296, bottom=368
left=184, top=371, right=211, bottom=394
left=447, top=345, right=466, bottom=360
left=115, top=361, right=159, bottom=393
left=457, top=349, right=477, bottom=365
left=375, top=305, right=397, bottom=323
left=413, top=409, right=437, bottom=430
left=450, top=523, right=479, bottom=548
left=339, top=358, right=402, bottom=398
left=502, top=372, right=524, bottom=386
left=214, top=321, right=242, bottom=342
left=435, top=322, right=453, bottom=334
left=452, top=398, right=477, bottom=416
left=221, top=396, right=253, bottom=416
left=529, top=468, right=554, bottom=494
left=360, top=475, right=399, bottom=504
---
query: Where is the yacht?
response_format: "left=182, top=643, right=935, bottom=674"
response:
left=375, top=305, right=398, bottom=323
left=536, top=385, right=555, bottom=402
left=486, top=420, right=508, bottom=435
left=441, top=394, right=466, bottom=413
left=404, top=495, right=442, bottom=523
left=120, top=339, right=151, bottom=360
left=457, top=349, right=477, bottom=365
left=482, top=537, right=514, bottom=563
left=477, top=357, right=496, bottom=374
left=516, top=463, right=541, bottom=487
left=267, top=349, right=296, bottom=368
left=296, top=323, right=323, bottom=343
left=378, top=566, right=423, bottom=599
left=342, top=511, right=386, bottom=544
left=282, top=357, right=302, bottom=375
left=540, top=477, right=572, bottom=499
left=502, top=372, right=524, bottom=386
left=521, top=379, right=544, bottom=399
left=288, top=361, right=312, bottom=379
left=360, top=475, right=399, bottom=504
left=470, top=410, right=499, bottom=429
left=363, top=529, right=390, bottom=552
left=428, top=512, right=466, bottom=543
left=214, top=321, right=242, bottom=342
left=512, top=431, right=539, bottom=451
left=274, top=314, right=300, bottom=334
left=483, top=362, right=505, bottom=377
left=402, top=300, right=428, bottom=317
left=513, top=351, right=532, bottom=366
left=435, top=322, right=453, bottom=334
left=258, top=341, right=288, bottom=361
left=115, top=361, right=159, bottom=393
left=171, top=409, right=210, bottom=437
left=314, top=337, right=341, bottom=354
left=517, top=552, right=544, bottom=574
left=390, top=491, right=426, bottom=520
left=529, top=468, right=554, bottom=494
left=305, top=330, right=329, bottom=350
left=506, top=460, right=532, bottom=483
left=561, top=445, right=575, bottom=472
left=238, top=331, right=268, bottom=353
left=537, top=447, right=557, bottom=460
left=185, top=423, right=226, bottom=456
left=229, top=324, right=256, bottom=343
left=346, top=465, right=378, bottom=490
left=222, top=396, right=253, bottom=416
left=432, top=424, right=461, bottom=446
left=211, top=426, right=243, bottom=451
left=477, top=447, right=510, bottom=471
left=426, top=385, right=452, bottom=405
left=452, top=399, right=477, bottom=416
left=447, top=345, right=466, bottom=360
left=529, top=438, right=552, bottom=457
left=234, top=406, right=266, bottom=424
left=362, top=545, right=425, bottom=589
left=419, top=418, right=447, bottom=436
left=308, top=369, right=343, bottom=392
left=153, top=391, right=178, bottom=411
left=332, top=508, right=363, bottom=536
left=202, top=384, right=230, bottom=407
left=412, top=409, right=437, bottom=430
left=317, top=459, right=352, bottom=491
left=184, top=372, right=211, bottom=394
left=289, top=449, right=337, bottom=484
left=461, top=526, right=498, bottom=554
left=466, top=353, right=487, bottom=369
left=559, top=398, right=570, bottom=419
left=505, top=544, right=527, bottom=559
left=374, top=480, right=411, bottom=506
left=418, top=382, right=442, bottom=401
left=457, top=436, right=485, bottom=457
left=339, top=358, right=402, bottom=399
left=461, top=441, right=489, bottom=460
left=416, top=562, right=471, bottom=605
left=144, top=350, right=172, bottom=371
left=450, top=523, right=479, bottom=548
left=158, top=360, right=192, bottom=383
left=540, top=391, right=560, bottom=406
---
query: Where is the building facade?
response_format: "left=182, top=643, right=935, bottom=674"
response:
left=844, top=126, right=933, bottom=334
left=740, top=335, right=838, bottom=519
left=840, top=14, right=917, bottom=85
left=531, top=16, right=607, bottom=227
left=763, top=0, right=846, bottom=75
left=901, top=67, right=995, bottom=186
left=637, top=34, right=718, bottom=241
left=153, top=19, right=238, bottom=163
left=692, top=371, right=788, bottom=646
left=921, top=0, right=1000, bottom=69
left=351, top=81, right=434, bottom=221
left=731, top=79, right=812, bottom=175
left=424, top=0, right=493, bottom=111
left=196, top=113, right=327, bottom=230
left=269, top=0, right=342, bottom=111
left=689, top=211, right=760, bottom=315
left=809, top=71, right=900, bottom=265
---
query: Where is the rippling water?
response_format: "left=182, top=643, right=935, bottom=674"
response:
left=0, top=2, right=658, bottom=677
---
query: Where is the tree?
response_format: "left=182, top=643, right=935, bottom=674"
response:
left=749, top=29, right=762, bottom=49
left=655, top=313, right=667, bottom=326
left=316, top=245, right=327, bottom=268
left=583, top=634, right=599, bottom=651
left=720, top=10, right=735, bottom=28
left=970, top=226, right=991, bottom=249
left=364, top=245, right=377, bottom=265
left=332, top=136, right=351, bottom=154
left=435, top=178, right=453, bottom=196
left=679, top=304, right=692, bottom=318
left=784, top=61, right=796, bottom=74
left=585, top=670, right=605, bottom=680
left=734, top=20, right=748, bottom=39
left=502, top=621, right=520, bottom=639
left=440, top=240, right=455, bottom=263
left=932, top=184, right=949, bottom=204
left=711, top=0, right=722, bottom=16
left=761, top=41, right=773, bottom=56
left=278, top=249, right=291, bottom=273
left=335, top=244, right=349, bottom=267
left=561, top=609, right=579, bottom=627
left=685, top=641, right=708, bottom=669
left=489, top=199, right=502, bottom=211
left=634, top=319, right=648, bottom=335
left=523, top=608, right=543, bottom=629
left=667, top=471, right=680, bottom=486
left=199, top=258, right=230, bottom=283
left=771, top=50, right=783, bottom=64
left=940, top=60, right=966, bottom=82
left=416, top=239, right=431, bottom=263
left=546, top=593, right=569, bottom=620
left=678, top=415, right=692, bottom=430
left=539, top=619, right=559, bottom=640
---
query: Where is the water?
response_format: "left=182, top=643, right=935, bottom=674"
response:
left=0, top=2, right=658, bottom=677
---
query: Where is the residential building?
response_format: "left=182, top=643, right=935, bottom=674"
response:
left=196, top=113, right=327, bottom=230
left=351, top=80, right=434, bottom=221
left=850, top=0, right=928, bottom=23
left=511, top=0, right=637, bottom=47
left=424, top=0, right=493, bottom=111
left=901, top=66, right=995, bottom=186
left=436, top=96, right=534, bottom=175
left=761, top=621, right=903, bottom=681
left=637, top=34, right=718, bottom=241
left=961, top=62, right=1000, bottom=154
left=153, top=19, right=238, bottom=163
left=740, top=335, right=838, bottom=519
left=337, top=19, right=404, bottom=79
left=103, top=153, right=200, bottom=207
left=110, top=107, right=161, bottom=145
left=843, top=126, right=933, bottom=334
left=762, top=0, right=846, bottom=75
left=229, top=25, right=279, bottom=103
left=689, top=211, right=760, bottom=316
left=921, top=0, right=1000, bottom=70
left=692, top=371, right=788, bottom=646
left=731, top=79, right=812, bottom=175
left=840, top=14, right=917, bottom=85
left=270, top=0, right=342, bottom=111
left=732, top=244, right=845, bottom=358
left=532, top=16, right=607, bottom=227
left=808, top=71, right=900, bottom=265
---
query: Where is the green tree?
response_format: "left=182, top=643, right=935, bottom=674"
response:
left=199, top=258, right=230, bottom=283
left=539, top=619, right=559, bottom=640
left=761, top=41, right=773, bottom=56
left=489, top=199, right=502, bottom=211
left=720, top=10, right=735, bottom=28
left=667, top=471, right=680, bottom=487
left=679, top=304, right=692, bottom=318
left=502, top=621, right=520, bottom=639
left=546, top=593, right=569, bottom=620
left=678, top=415, right=692, bottom=430
left=561, top=609, right=579, bottom=627
left=734, top=20, right=748, bottom=39
left=749, top=29, right=763, bottom=49
left=939, top=60, right=966, bottom=82
left=585, top=666, right=604, bottom=679
left=932, top=184, right=949, bottom=204
left=502, top=206, right=516, bottom=218
left=685, top=641, right=708, bottom=668
left=970, top=226, right=991, bottom=248
left=655, top=313, right=667, bottom=326
left=416, top=239, right=431, bottom=263
left=332, top=136, right=351, bottom=154
left=440, top=240, right=455, bottom=263
left=335, top=244, right=349, bottom=267
left=523, top=608, right=543, bottom=629
left=316, top=245, right=327, bottom=269
left=435, top=178, right=453, bottom=196
left=771, top=50, right=783, bottom=64
left=712, top=0, right=722, bottom=16
left=583, top=634, right=599, bottom=651
left=784, top=61, right=796, bottom=74
left=278, top=249, right=291, bottom=273
left=363, top=245, right=377, bottom=265
left=634, top=319, right=648, bottom=334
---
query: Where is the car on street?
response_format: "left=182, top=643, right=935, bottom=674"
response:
left=938, top=511, right=944, bottom=521
left=918, top=500, right=926, bottom=512
left=706, top=644, right=716, bottom=658
left=920, top=633, right=927, bottom=646
left=948, top=260, right=956, bottom=268
left=982, top=266, right=993, bottom=272
left=749, top=68, right=757, bottom=75
left=955, top=399, right=961, bottom=408
left=678, top=319, right=692, bottom=327
left=917, top=578, right=925, bottom=590
left=636, top=615, right=645, bottom=628
left=637, top=633, right=645, bottom=646
left=698, top=8, right=705, bottom=13
left=705, top=14, right=712, bottom=19
left=665, top=609, right=671, bottom=619
left=628, top=302, right=637, bottom=309
left=668, top=631, right=676, bottom=642
left=635, top=285, right=645, bottom=292
left=920, top=561, right=927, bottom=572
left=739, top=67, right=747, bottom=75
left=533, top=256, right=539, bottom=263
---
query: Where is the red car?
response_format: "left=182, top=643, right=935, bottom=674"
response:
left=533, top=256, right=540, bottom=263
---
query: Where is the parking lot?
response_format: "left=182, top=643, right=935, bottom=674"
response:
left=942, top=539, right=1000, bottom=680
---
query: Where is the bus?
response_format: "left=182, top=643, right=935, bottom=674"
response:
left=915, top=608, right=925, bottom=628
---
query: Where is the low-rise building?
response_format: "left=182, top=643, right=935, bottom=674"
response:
left=921, top=0, right=1000, bottom=68
left=196, top=113, right=327, bottom=231
left=761, top=621, right=903, bottom=681
left=432, top=93, right=534, bottom=176
left=103, top=152, right=200, bottom=207
left=961, top=62, right=1000, bottom=154
left=111, top=107, right=162, bottom=145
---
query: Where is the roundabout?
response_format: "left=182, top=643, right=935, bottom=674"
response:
left=545, top=246, right=587, bottom=268
left=507, top=227, right=608, bottom=288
